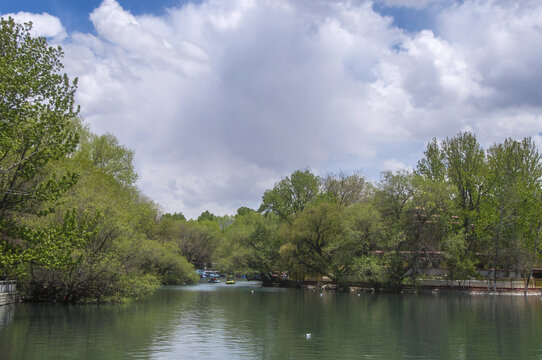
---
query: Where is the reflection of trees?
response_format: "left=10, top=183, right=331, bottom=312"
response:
left=0, top=305, right=14, bottom=329
left=0, top=289, right=197, bottom=359
left=2, top=288, right=542, bottom=359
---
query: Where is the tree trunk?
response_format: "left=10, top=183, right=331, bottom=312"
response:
left=493, top=209, right=503, bottom=292
left=524, top=225, right=541, bottom=296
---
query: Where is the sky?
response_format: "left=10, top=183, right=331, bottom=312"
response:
left=2, top=0, right=542, bottom=219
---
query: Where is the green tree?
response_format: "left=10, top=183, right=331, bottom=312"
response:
left=373, top=170, right=414, bottom=286
left=178, top=220, right=221, bottom=269
left=259, top=169, right=321, bottom=221
left=0, top=18, right=79, bottom=216
left=374, top=170, right=414, bottom=224
left=411, top=140, right=455, bottom=283
left=216, top=211, right=281, bottom=277
left=441, top=232, right=475, bottom=287
left=197, top=210, right=216, bottom=222
left=342, top=203, right=387, bottom=288
left=14, top=129, right=197, bottom=302
left=441, top=132, right=489, bottom=250
left=279, top=202, right=343, bottom=283
left=416, top=138, right=446, bottom=182
left=279, top=201, right=387, bottom=290
left=75, top=132, right=138, bottom=187
left=322, top=171, right=373, bottom=206
left=486, top=138, right=542, bottom=288
left=0, top=18, right=80, bottom=277
left=403, top=175, right=451, bottom=283
left=161, top=212, right=186, bottom=222
left=154, top=213, right=222, bottom=270
left=236, top=206, right=256, bottom=217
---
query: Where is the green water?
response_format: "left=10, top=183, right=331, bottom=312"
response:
left=1, top=282, right=542, bottom=359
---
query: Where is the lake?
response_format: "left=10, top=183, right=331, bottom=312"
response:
left=1, top=282, right=542, bottom=359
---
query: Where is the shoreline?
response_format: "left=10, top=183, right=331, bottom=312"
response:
left=263, top=278, right=542, bottom=296
left=399, top=286, right=542, bottom=296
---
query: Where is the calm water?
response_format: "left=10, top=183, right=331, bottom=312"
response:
left=1, top=282, right=542, bottom=359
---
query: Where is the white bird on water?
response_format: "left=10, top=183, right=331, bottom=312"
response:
left=306, top=334, right=311, bottom=339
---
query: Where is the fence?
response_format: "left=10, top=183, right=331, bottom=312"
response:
left=418, top=278, right=540, bottom=290
left=0, top=281, right=19, bottom=306
left=0, top=281, right=16, bottom=293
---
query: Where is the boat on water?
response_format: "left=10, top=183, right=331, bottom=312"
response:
left=208, top=277, right=220, bottom=283
left=225, top=279, right=235, bottom=285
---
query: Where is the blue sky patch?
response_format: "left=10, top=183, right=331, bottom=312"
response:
left=0, top=0, right=200, bottom=33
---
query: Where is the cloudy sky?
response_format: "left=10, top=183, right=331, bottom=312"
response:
left=2, top=0, right=542, bottom=219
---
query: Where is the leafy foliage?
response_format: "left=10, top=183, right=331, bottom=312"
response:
left=0, top=18, right=79, bottom=216
left=259, top=169, right=321, bottom=221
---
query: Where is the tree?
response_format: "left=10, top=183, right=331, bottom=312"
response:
left=402, top=175, right=451, bottom=283
left=259, top=169, right=321, bottom=221
left=0, top=18, right=80, bottom=277
left=216, top=211, right=281, bottom=277
left=342, top=203, right=387, bottom=288
left=19, top=135, right=199, bottom=302
left=441, top=132, right=489, bottom=249
left=373, top=170, right=414, bottom=285
left=322, top=171, right=373, bottom=206
left=279, top=201, right=387, bottom=289
left=161, top=212, right=186, bottom=222
left=0, top=18, right=79, bottom=216
left=416, top=138, right=446, bottom=182
left=374, top=170, right=414, bottom=223
left=411, top=141, right=454, bottom=282
left=0, top=19, right=200, bottom=301
left=236, top=206, right=256, bottom=217
left=486, top=138, right=542, bottom=288
left=177, top=220, right=221, bottom=269
left=441, top=232, right=475, bottom=287
left=75, top=132, right=138, bottom=187
left=279, top=202, right=343, bottom=283
left=197, top=210, right=216, bottom=222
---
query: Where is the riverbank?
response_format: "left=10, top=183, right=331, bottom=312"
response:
left=397, top=285, right=542, bottom=296
left=263, top=278, right=542, bottom=295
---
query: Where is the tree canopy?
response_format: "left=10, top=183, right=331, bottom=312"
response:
left=0, top=18, right=79, bottom=216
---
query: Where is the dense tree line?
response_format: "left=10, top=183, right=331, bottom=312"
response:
left=163, top=133, right=541, bottom=291
left=0, top=18, right=197, bottom=303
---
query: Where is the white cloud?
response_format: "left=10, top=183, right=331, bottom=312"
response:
left=375, top=0, right=447, bottom=9
left=6, top=0, right=542, bottom=218
left=2, top=11, right=67, bottom=41
left=437, top=0, right=542, bottom=109
left=381, top=159, right=410, bottom=172
left=60, top=0, right=408, bottom=218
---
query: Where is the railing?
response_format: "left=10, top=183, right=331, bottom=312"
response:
left=417, top=278, right=542, bottom=290
left=0, top=281, right=17, bottom=293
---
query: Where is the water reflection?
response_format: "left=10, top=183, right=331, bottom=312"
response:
left=1, top=283, right=542, bottom=359
left=0, top=304, right=14, bottom=329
